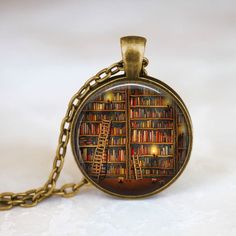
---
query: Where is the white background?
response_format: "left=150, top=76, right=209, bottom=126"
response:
left=0, top=0, right=236, bottom=235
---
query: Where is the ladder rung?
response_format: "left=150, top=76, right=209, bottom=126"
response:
left=91, top=119, right=111, bottom=179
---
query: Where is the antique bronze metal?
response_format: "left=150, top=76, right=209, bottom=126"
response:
left=0, top=36, right=193, bottom=209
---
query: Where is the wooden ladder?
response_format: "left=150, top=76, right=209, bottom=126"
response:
left=132, top=154, right=143, bottom=180
left=91, top=119, right=111, bottom=181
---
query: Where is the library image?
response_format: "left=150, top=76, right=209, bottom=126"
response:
left=74, top=84, right=190, bottom=196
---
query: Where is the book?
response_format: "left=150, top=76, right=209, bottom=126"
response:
left=131, top=130, right=173, bottom=143
left=79, top=136, right=126, bottom=146
left=131, top=145, right=173, bottom=156
left=85, top=102, right=125, bottom=110
left=82, top=113, right=126, bottom=122
left=140, top=157, right=174, bottom=168
left=77, top=87, right=188, bottom=179
left=131, top=120, right=173, bottom=129
left=80, top=123, right=126, bottom=135
left=130, top=107, right=173, bottom=119
left=130, top=96, right=164, bottom=106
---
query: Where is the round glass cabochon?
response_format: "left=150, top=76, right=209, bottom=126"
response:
left=72, top=81, right=191, bottom=197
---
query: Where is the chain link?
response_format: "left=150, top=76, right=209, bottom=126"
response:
left=0, top=59, right=148, bottom=210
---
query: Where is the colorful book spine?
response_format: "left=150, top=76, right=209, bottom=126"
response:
left=130, top=108, right=173, bottom=118
left=132, top=130, right=173, bottom=143
left=81, top=148, right=95, bottom=161
left=82, top=113, right=126, bottom=121
left=110, top=126, right=126, bottom=135
left=95, top=92, right=126, bottom=102
left=141, top=169, right=174, bottom=176
left=132, top=145, right=173, bottom=156
left=85, top=102, right=125, bottom=110
left=140, top=158, right=174, bottom=168
left=106, top=164, right=125, bottom=175
left=80, top=123, right=126, bottom=135
left=107, top=149, right=125, bottom=162
left=131, top=120, right=173, bottom=129
left=79, top=136, right=126, bottom=146
left=130, top=96, right=164, bottom=106
left=81, top=149, right=126, bottom=162
left=110, top=137, right=126, bottom=145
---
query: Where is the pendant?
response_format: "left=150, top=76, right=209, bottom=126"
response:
left=71, top=36, right=193, bottom=198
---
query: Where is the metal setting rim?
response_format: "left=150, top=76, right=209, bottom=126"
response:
left=71, top=75, right=193, bottom=199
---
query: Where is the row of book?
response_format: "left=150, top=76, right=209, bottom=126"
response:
left=141, top=169, right=174, bottom=176
left=110, top=126, right=126, bottom=135
left=81, top=148, right=126, bottom=162
left=130, top=88, right=158, bottom=95
left=130, top=108, right=173, bottom=119
left=105, top=164, right=125, bottom=175
left=130, top=96, right=165, bottom=106
left=80, top=123, right=99, bottom=135
left=80, top=123, right=126, bottom=135
left=82, top=113, right=126, bottom=121
left=87, top=164, right=126, bottom=176
left=85, top=102, right=125, bottom=111
left=131, top=130, right=174, bottom=143
left=80, top=137, right=97, bottom=146
left=110, top=137, right=126, bottom=145
left=79, top=137, right=126, bottom=146
left=132, top=145, right=174, bottom=156
left=131, top=120, right=173, bottom=129
left=81, top=148, right=95, bottom=161
left=107, top=149, right=126, bottom=162
left=95, top=92, right=126, bottom=102
left=139, top=158, right=174, bottom=168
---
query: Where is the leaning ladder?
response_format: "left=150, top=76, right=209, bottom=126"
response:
left=91, top=119, right=111, bottom=181
left=132, top=154, right=143, bottom=180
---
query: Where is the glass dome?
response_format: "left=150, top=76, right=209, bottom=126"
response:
left=72, top=80, right=191, bottom=197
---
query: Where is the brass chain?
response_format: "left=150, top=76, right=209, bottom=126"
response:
left=0, top=58, right=148, bottom=211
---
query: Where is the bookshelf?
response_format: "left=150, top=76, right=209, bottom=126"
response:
left=79, top=90, right=128, bottom=179
left=129, top=87, right=176, bottom=179
left=78, top=87, right=189, bottom=181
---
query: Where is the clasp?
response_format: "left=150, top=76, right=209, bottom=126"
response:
left=120, top=36, right=146, bottom=79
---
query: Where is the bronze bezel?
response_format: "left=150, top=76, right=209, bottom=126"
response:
left=71, top=74, right=193, bottom=199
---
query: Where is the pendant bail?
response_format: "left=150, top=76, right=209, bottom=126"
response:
left=120, top=36, right=146, bottom=79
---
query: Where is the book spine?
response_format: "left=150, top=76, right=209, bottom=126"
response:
left=131, top=130, right=173, bottom=143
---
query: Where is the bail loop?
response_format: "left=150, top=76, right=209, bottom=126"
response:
left=120, top=36, right=146, bottom=79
